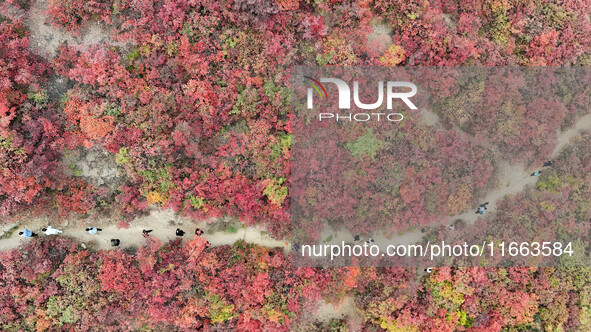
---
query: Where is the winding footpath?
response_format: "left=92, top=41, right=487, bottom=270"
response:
left=1, top=114, right=591, bottom=253
left=0, top=210, right=289, bottom=252
left=317, top=113, right=591, bottom=249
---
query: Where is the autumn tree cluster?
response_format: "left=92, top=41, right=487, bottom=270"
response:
left=3, top=237, right=591, bottom=331
left=0, top=11, right=96, bottom=219
left=0, top=237, right=330, bottom=331
left=1, top=0, right=589, bottom=235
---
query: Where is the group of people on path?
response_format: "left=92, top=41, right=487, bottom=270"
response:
left=18, top=226, right=63, bottom=237
left=418, top=160, right=556, bottom=234
left=18, top=226, right=208, bottom=248
left=475, top=202, right=490, bottom=215
left=353, top=235, right=375, bottom=245
left=474, top=160, right=555, bottom=215
left=20, top=226, right=103, bottom=237
left=531, top=160, right=554, bottom=177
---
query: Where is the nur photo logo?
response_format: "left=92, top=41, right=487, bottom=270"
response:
left=303, top=76, right=418, bottom=122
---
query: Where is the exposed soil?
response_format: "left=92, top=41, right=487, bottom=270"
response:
left=1, top=0, right=128, bottom=59
left=26, top=0, right=119, bottom=58
left=552, top=114, right=591, bottom=158
left=419, top=107, right=442, bottom=127
left=315, top=297, right=362, bottom=329
left=62, top=146, right=121, bottom=189
left=366, top=23, right=392, bottom=55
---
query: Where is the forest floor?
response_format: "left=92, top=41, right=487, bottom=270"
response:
left=1, top=0, right=122, bottom=59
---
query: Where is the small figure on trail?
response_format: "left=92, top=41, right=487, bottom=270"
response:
left=425, top=267, right=433, bottom=273
left=195, top=228, right=204, bottom=236
left=205, top=241, right=211, bottom=249
left=366, top=237, right=375, bottom=244
left=448, top=224, right=456, bottom=231
left=86, top=227, right=102, bottom=235
left=531, top=170, right=542, bottom=177
left=42, top=226, right=62, bottom=235
left=476, top=202, right=489, bottom=215
left=176, top=228, right=185, bottom=236
left=543, top=160, right=554, bottom=167
left=142, top=229, right=153, bottom=238
left=19, top=229, right=37, bottom=238
left=354, top=235, right=360, bottom=241
left=421, top=227, right=432, bottom=233
left=111, top=239, right=120, bottom=247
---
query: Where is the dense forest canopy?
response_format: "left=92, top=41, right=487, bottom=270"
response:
left=1, top=0, right=591, bottom=330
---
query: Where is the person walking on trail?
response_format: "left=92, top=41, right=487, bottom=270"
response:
left=543, top=160, right=554, bottom=167
left=19, top=229, right=37, bottom=237
left=176, top=228, right=185, bottom=236
left=86, top=227, right=102, bottom=235
left=195, top=228, right=204, bottom=236
left=42, top=226, right=62, bottom=235
left=531, top=170, right=542, bottom=177
left=476, top=202, right=490, bottom=215
left=142, top=229, right=153, bottom=238
left=111, top=239, right=120, bottom=247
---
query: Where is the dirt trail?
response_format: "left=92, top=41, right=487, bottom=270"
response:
left=0, top=210, right=290, bottom=252
left=318, top=112, right=591, bottom=249
left=552, top=114, right=591, bottom=158
left=1, top=113, right=589, bottom=255
left=315, top=297, right=362, bottom=328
